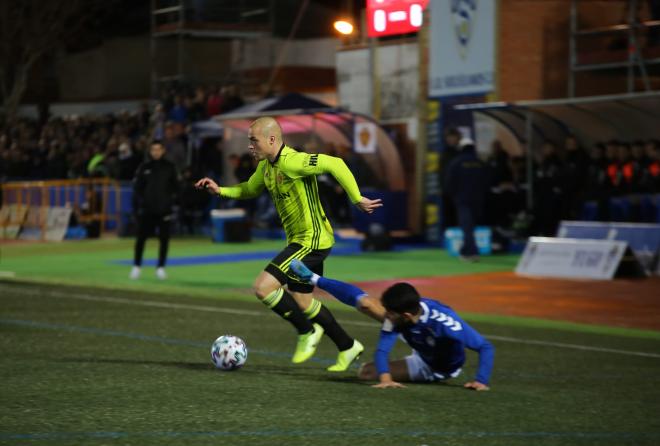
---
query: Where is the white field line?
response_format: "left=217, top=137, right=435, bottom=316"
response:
left=3, top=285, right=660, bottom=359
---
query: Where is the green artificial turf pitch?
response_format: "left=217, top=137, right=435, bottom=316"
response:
left=1, top=238, right=660, bottom=445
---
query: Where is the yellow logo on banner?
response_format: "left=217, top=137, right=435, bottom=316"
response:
left=359, top=127, right=371, bottom=147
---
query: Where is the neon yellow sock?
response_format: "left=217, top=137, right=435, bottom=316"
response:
left=262, top=288, right=284, bottom=308
left=303, top=298, right=322, bottom=319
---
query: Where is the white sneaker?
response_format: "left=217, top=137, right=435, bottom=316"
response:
left=129, top=266, right=141, bottom=280
left=156, top=267, right=167, bottom=280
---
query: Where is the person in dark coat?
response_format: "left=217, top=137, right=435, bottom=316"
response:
left=533, top=141, right=563, bottom=235
left=130, top=141, right=179, bottom=280
left=440, top=128, right=462, bottom=229
left=444, top=138, right=491, bottom=261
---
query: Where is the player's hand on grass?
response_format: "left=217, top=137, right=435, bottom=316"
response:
left=372, top=373, right=406, bottom=389
left=464, top=381, right=489, bottom=391
left=195, top=177, right=219, bottom=194
left=356, top=197, right=383, bottom=214
left=372, top=380, right=406, bottom=389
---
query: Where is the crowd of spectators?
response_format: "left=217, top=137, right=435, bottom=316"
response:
left=442, top=131, right=660, bottom=240
left=532, top=137, right=660, bottom=233
left=2, top=90, right=659, bottom=239
left=0, top=83, right=245, bottom=183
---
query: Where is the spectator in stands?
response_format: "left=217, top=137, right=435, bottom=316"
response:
left=640, top=140, right=660, bottom=193
left=444, top=137, right=490, bottom=261
left=45, top=141, right=68, bottom=179
left=163, top=121, right=187, bottom=173
left=87, top=144, right=108, bottom=178
left=223, top=84, right=245, bottom=112
left=150, top=103, right=167, bottom=141
left=605, top=140, right=622, bottom=195
left=29, top=138, right=49, bottom=179
left=206, top=85, right=224, bottom=117
left=617, top=143, right=642, bottom=194
left=584, top=144, right=608, bottom=200
left=630, top=140, right=650, bottom=195
left=561, top=135, right=589, bottom=219
left=583, top=143, right=610, bottom=221
left=440, top=128, right=462, bottom=230
left=67, top=151, right=88, bottom=179
left=533, top=141, right=563, bottom=236
left=118, top=141, right=142, bottom=181
left=130, top=141, right=179, bottom=281
left=487, top=140, right=513, bottom=185
left=137, top=102, right=151, bottom=131
left=188, top=87, right=208, bottom=122
left=485, top=140, right=519, bottom=231
left=168, top=95, right=188, bottom=124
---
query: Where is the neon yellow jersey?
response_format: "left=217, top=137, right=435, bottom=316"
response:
left=219, top=145, right=363, bottom=249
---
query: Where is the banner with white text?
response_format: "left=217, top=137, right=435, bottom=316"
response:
left=429, top=0, right=496, bottom=97
left=515, top=237, right=628, bottom=280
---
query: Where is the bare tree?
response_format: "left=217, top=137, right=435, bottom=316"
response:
left=0, top=0, right=108, bottom=120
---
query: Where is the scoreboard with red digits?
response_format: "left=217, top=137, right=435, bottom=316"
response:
left=366, top=0, right=429, bottom=38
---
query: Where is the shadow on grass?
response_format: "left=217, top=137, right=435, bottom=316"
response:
left=58, top=357, right=216, bottom=371
left=56, top=357, right=347, bottom=380
left=324, top=375, right=467, bottom=390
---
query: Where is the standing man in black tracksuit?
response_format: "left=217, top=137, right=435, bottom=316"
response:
left=444, top=138, right=491, bottom=261
left=130, top=141, right=179, bottom=280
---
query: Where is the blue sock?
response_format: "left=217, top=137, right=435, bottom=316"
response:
left=316, top=277, right=366, bottom=308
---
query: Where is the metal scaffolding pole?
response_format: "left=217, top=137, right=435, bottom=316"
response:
left=568, top=0, right=656, bottom=97
left=568, top=0, right=577, bottom=98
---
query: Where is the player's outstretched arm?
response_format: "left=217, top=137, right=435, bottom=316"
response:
left=464, top=381, right=490, bottom=391
left=195, top=165, right=265, bottom=199
left=194, top=177, right=220, bottom=194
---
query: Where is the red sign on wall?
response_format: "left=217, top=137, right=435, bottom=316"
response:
left=366, top=0, right=429, bottom=38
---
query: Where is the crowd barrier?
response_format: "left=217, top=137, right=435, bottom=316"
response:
left=0, top=179, right=122, bottom=241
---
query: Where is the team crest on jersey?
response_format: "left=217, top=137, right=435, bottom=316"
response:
left=426, top=336, right=436, bottom=347
left=451, top=0, right=477, bottom=59
left=276, top=173, right=284, bottom=184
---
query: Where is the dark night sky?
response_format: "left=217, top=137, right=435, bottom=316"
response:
left=77, top=0, right=365, bottom=48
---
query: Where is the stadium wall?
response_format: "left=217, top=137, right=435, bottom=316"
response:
left=497, top=0, right=652, bottom=101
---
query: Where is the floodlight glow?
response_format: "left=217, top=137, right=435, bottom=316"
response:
left=334, top=20, right=354, bottom=35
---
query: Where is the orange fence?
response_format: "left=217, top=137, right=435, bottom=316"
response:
left=0, top=178, right=122, bottom=241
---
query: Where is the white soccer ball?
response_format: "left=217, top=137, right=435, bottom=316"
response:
left=211, top=335, right=248, bottom=370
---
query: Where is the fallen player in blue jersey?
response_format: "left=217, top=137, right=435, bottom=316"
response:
left=290, top=259, right=494, bottom=390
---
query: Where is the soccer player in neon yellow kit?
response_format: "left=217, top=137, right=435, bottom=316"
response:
left=196, top=117, right=382, bottom=370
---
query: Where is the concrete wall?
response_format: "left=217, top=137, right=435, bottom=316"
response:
left=57, top=36, right=151, bottom=100
left=52, top=35, right=336, bottom=101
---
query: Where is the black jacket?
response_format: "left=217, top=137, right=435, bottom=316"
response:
left=444, top=146, right=491, bottom=206
left=133, top=158, right=179, bottom=215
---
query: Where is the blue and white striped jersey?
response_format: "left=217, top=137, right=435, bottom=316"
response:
left=374, top=298, right=495, bottom=384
